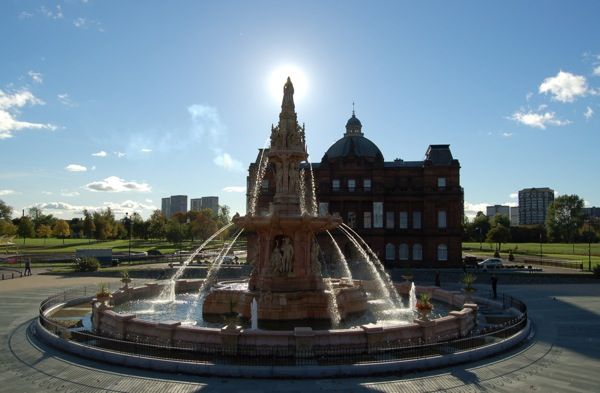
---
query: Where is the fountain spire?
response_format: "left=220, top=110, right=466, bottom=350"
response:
left=281, top=76, right=295, bottom=113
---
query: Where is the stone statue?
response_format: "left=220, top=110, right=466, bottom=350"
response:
left=288, top=162, right=297, bottom=194
left=281, top=237, right=294, bottom=274
left=270, top=240, right=283, bottom=275
left=281, top=77, right=294, bottom=109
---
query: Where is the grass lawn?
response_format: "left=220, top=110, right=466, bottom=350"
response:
left=463, top=242, right=600, bottom=269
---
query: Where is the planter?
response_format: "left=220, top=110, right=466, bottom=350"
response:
left=416, top=305, right=433, bottom=320
left=96, top=293, right=112, bottom=305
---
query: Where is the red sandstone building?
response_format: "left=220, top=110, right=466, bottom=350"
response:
left=248, top=111, right=463, bottom=267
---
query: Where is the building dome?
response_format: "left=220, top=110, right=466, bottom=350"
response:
left=322, top=111, right=383, bottom=162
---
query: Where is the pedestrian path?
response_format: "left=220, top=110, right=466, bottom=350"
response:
left=1, top=275, right=598, bottom=392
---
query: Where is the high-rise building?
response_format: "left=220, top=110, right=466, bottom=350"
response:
left=510, top=206, right=519, bottom=226
left=161, top=197, right=171, bottom=218
left=583, top=207, right=600, bottom=219
left=169, top=195, right=188, bottom=216
left=190, top=198, right=202, bottom=212
left=486, top=205, right=510, bottom=218
left=201, top=196, right=219, bottom=216
left=518, top=188, right=554, bottom=225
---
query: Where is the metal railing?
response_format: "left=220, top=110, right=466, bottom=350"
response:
left=38, top=286, right=528, bottom=366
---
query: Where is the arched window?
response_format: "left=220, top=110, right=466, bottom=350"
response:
left=413, top=243, right=423, bottom=261
left=437, top=244, right=448, bottom=261
left=399, top=243, right=409, bottom=260
left=385, top=243, right=395, bottom=261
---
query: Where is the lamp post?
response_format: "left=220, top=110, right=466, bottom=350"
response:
left=124, top=212, right=132, bottom=265
left=588, top=217, right=592, bottom=272
left=539, top=232, right=543, bottom=265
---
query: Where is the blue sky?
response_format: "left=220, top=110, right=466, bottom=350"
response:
left=1, top=0, right=599, bottom=220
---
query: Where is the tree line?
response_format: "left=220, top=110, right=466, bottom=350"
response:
left=0, top=199, right=233, bottom=244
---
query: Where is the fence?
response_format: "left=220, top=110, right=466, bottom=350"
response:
left=38, top=286, right=528, bottom=366
left=524, top=258, right=583, bottom=270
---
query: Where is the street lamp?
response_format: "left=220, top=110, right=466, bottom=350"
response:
left=587, top=217, right=592, bottom=272
left=124, top=212, right=132, bottom=265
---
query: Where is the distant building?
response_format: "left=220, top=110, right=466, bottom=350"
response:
left=486, top=205, right=510, bottom=218
left=583, top=207, right=600, bottom=219
left=169, top=195, right=188, bottom=216
left=518, top=188, right=554, bottom=225
left=190, top=198, right=202, bottom=212
left=161, top=197, right=171, bottom=218
left=510, top=206, right=519, bottom=226
left=201, top=196, right=219, bottom=216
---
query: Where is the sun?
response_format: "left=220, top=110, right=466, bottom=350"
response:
left=268, top=64, right=308, bottom=103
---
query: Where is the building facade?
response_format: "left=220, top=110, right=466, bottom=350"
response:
left=169, top=195, right=188, bottom=217
left=190, top=198, right=202, bottom=212
left=249, top=111, right=463, bottom=267
left=510, top=206, right=519, bottom=226
left=161, top=197, right=171, bottom=218
left=486, top=205, right=510, bottom=219
left=191, top=196, right=219, bottom=215
left=518, top=188, right=554, bottom=225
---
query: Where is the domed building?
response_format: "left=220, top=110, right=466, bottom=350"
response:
left=248, top=110, right=463, bottom=267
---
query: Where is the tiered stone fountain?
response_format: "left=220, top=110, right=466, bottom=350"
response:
left=202, top=78, right=367, bottom=322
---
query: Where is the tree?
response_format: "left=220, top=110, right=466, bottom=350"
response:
left=165, top=220, right=185, bottom=244
left=36, top=224, right=52, bottom=245
left=491, top=214, right=510, bottom=229
left=82, top=210, right=96, bottom=240
left=189, top=209, right=218, bottom=241
left=0, top=219, right=17, bottom=236
left=17, top=217, right=35, bottom=243
left=147, top=210, right=166, bottom=239
left=486, top=224, right=511, bottom=251
left=52, top=220, right=71, bottom=244
left=0, top=199, right=13, bottom=220
left=546, top=195, right=584, bottom=243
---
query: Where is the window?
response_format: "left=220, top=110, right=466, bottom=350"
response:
left=347, top=212, right=356, bottom=228
left=363, top=212, right=372, bottom=229
left=348, top=179, right=356, bottom=192
left=437, top=177, right=446, bottom=189
left=363, top=179, right=372, bottom=192
left=437, top=244, right=448, bottom=261
left=413, top=244, right=423, bottom=261
left=438, top=210, right=447, bottom=228
left=373, top=202, right=383, bottom=228
left=261, top=179, right=269, bottom=191
left=399, top=211, right=408, bottom=229
left=385, top=243, right=395, bottom=261
left=332, top=179, right=340, bottom=191
left=318, top=202, right=329, bottom=216
left=413, top=211, right=422, bottom=229
left=399, top=243, right=409, bottom=260
left=386, top=212, right=394, bottom=229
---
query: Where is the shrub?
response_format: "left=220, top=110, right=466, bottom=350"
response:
left=493, top=250, right=500, bottom=258
left=74, top=257, right=100, bottom=272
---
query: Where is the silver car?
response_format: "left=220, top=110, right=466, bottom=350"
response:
left=478, top=258, right=503, bottom=270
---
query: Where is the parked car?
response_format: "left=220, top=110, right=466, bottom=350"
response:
left=478, top=258, right=503, bottom=270
left=147, top=249, right=162, bottom=256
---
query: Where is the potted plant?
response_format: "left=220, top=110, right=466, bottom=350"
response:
left=96, top=283, right=112, bottom=304
left=461, top=273, right=477, bottom=302
left=415, top=293, right=434, bottom=320
left=120, top=270, right=132, bottom=289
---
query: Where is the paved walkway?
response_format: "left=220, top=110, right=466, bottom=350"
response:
left=1, top=274, right=599, bottom=392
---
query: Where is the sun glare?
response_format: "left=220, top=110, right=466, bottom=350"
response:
left=268, top=64, right=308, bottom=103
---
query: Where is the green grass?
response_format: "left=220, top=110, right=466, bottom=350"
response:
left=463, top=242, right=600, bottom=269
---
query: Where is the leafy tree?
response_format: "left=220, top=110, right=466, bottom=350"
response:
left=36, top=224, right=52, bottom=245
left=0, top=219, right=17, bottom=236
left=165, top=220, right=185, bottom=244
left=17, top=217, right=35, bottom=243
left=0, top=199, right=13, bottom=220
left=132, top=212, right=148, bottom=239
left=53, top=220, right=71, bottom=244
left=147, top=210, right=166, bottom=239
left=486, top=224, right=511, bottom=251
left=82, top=210, right=96, bottom=240
left=491, top=214, right=510, bottom=229
left=93, top=208, right=117, bottom=240
left=546, top=195, right=584, bottom=243
left=189, top=209, right=218, bottom=241
left=69, top=218, right=83, bottom=239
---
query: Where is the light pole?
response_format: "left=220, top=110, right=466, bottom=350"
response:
left=124, top=212, right=132, bottom=265
left=539, top=232, right=543, bottom=265
left=588, top=217, right=592, bottom=272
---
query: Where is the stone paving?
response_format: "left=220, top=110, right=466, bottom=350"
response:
left=0, top=274, right=599, bottom=392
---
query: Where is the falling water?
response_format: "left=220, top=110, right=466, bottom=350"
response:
left=409, top=282, right=417, bottom=311
left=159, top=222, right=234, bottom=302
left=326, top=230, right=353, bottom=279
left=198, top=229, right=245, bottom=296
left=341, top=223, right=402, bottom=307
left=249, top=139, right=271, bottom=216
left=314, top=238, right=341, bottom=326
left=308, top=160, right=318, bottom=216
left=338, top=226, right=402, bottom=309
left=299, top=167, right=306, bottom=215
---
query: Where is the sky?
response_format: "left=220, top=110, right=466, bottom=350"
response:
left=1, top=0, right=600, bottom=220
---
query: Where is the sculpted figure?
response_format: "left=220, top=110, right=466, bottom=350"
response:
left=281, top=237, right=294, bottom=274
left=288, top=162, right=297, bottom=194
left=270, top=240, right=283, bottom=275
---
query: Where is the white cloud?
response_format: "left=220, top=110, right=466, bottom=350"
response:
left=35, top=200, right=156, bottom=215
left=60, top=190, right=80, bottom=197
left=65, top=164, right=87, bottom=172
left=223, top=186, right=246, bottom=193
left=28, top=71, right=43, bottom=84
left=92, top=150, right=107, bottom=157
left=594, top=66, right=600, bottom=77
left=539, top=71, right=588, bottom=102
left=0, top=89, right=57, bottom=139
left=91, top=165, right=96, bottom=170
left=145, top=198, right=153, bottom=203
left=502, top=132, right=513, bottom=138
left=39, top=5, right=63, bottom=19
left=509, top=193, right=518, bottom=199
left=35, top=202, right=91, bottom=212
left=85, top=176, right=151, bottom=193
left=41, top=191, right=53, bottom=195
left=188, top=104, right=225, bottom=144
left=584, top=106, right=594, bottom=120
left=72, top=17, right=104, bottom=32
left=213, top=151, right=245, bottom=172
left=140, top=148, right=152, bottom=153
left=464, top=202, right=489, bottom=219
left=114, top=151, right=126, bottom=158
left=0, top=189, right=16, bottom=196
left=102, top=200, right=157, bottom=214
left=525, top=92, right=533, bottom=101
left=57, top=93, right=74, bottom=107
left=19, top=11, right=33, bottom=19
left=510, top=110, right=570, bottom=129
